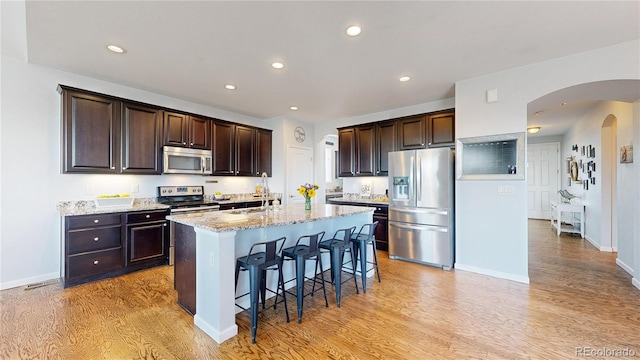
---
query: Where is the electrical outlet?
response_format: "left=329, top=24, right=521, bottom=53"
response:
left=209, top=252, right=215, bottom=266
left=131, top=184, right=139, bottom=193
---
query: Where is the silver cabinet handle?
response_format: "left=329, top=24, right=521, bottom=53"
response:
left=145, top=215, right=150, bottom=218
left=163, top=223, right=167, bottom=227
left=93, top=237, right=99, bottom=241
left=94, top=219, right=99, bottom=223
left=93, top=260, right=99, bottom=265
left=190, top=142, right=194, bottom=146
left=183, top=142, right=186, bottom=145
left=111, top=167, right=115, bottom=170
left=122, top=167, right=127, bottom=170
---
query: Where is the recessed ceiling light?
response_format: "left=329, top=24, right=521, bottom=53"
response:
left=290, top=106, right=298, bottom=111
left=272, top=62, right=284, bottom=69
left=399, top=76, right=411, bottom=82
left=527, top=127, right=541, bottom=134
left=225, top=84, right=236, bottom=90
left=346, top=25, right=361, bottom=37
left=107, top=45, right=125, bottom=54
left=535, top=111, right=543, bottom=116
left=561, top=102, right=567, bottom=106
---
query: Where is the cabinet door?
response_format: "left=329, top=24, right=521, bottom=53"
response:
left=235, top=125, right=255, bottom=176
left=373, top=213, right=388, bottom=251
left=212, top=121, right=235, bottom=175
left=121, top=103, right=162, bottom=174
left=427, top=112, right=455, bottom=147
left=376, top=121, right=396, bottom=176
left=126, top=221, right=168, bottom=266
left=61, top=89, right=120, bottom=173
left=255, top=129, right=272, bottom=176
left=397, top=115, right=427, bottom=150
left=355, top=125, right=376, bottom=176
left=189, top=116, right=211, bottom=150
left=163, top=111, right=188, bottom=147
left=338, top=128, right=355, bottom=177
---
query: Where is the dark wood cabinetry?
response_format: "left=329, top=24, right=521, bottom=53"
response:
left=63, top=209, right=169, bottom=288
left=372, top=206, right=389, bottom=251
left=121, top=102, right=162, bottom=174
left=397, top=115, right=427, bottom=150
left=60, top=88, right=121, bottom=174
left=337, top=110, right=454, bottom=177
left=163, top=112, right=211, bottom=150
left=125, top=210, right=169, bottom=267
left=338, top=128, right=355, bottom=177
left=355, top=125, right=376, bottom=176
left=427, top=112, right=455, bottom=147
left=375, top=121, right=396, bottom=176
left=212, top=122, right=272, bottom=177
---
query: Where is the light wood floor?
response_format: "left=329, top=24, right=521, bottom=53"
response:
left=1, top=220, right=639, bottom=359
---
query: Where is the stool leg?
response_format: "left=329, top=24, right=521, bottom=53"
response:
left=331, top=247, right=343, bottom=307
left=278, top=258, right=290, bottom=323
left=295, top=255, right=305, bottom=323
left=350, top=244, right=359, bottom=295
left=358, top=240, right=367, bottom=293
left=260, top=270, right=267, bottom=310
left=249, top=266, right=260, bottom=344
left=317, top=254, right=329, bottom=307
left=372, top=240, right=381, bottom=283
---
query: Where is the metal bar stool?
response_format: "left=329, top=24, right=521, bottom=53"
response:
left=235, top=237, right=289, bottom=343
left=351, top=221, right=381, bottom=293
left=317, top=226, right=359, bottom=307
left=282, top=231, right=329, bottom=323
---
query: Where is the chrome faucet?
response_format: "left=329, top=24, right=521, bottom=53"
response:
left=261, top=172, right=269, bottom=209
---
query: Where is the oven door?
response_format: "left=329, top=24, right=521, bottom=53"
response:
left=168, top=204, right=220, bottom=265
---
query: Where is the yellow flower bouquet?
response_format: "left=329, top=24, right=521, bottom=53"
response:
left=298, top=183, right=319, bottom=210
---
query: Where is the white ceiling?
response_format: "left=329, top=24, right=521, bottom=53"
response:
left=4, top=1, right=640, bottom=127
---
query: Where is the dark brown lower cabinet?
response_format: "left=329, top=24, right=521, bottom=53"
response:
left=63, top=209, right=169, bottom=288
left=174, top=222, right=196, bottom=315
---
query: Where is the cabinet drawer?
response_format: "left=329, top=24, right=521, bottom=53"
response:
left=67, top=226, right=121, bottom=254
left=67, top=213, right=122, bottom=229
left=373, top=206, right=388, bottom=215
left=126, top=210, right=168, bottom=224
left=67, top=248, right=123, bottom=279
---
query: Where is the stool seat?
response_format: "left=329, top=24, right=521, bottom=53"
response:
left=350, top=221, right=381, bottom=293
left=235, top=237, right=289, bottom=343
left=318, top=226, right=359, bottom=307
left=282, top=231, right=328, bottom=323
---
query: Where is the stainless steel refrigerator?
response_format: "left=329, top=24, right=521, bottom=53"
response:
left=388, top=148, right=454, bottom=270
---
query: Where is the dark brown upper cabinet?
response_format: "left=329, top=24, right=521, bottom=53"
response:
left=427, top=112, right=455, bottom=147
left=397, top=115, right=427, bottom=150
left=212, top=122, right=271, bottom=177
left=121, top=102, right=162, bottom=174
left=60, top=87, right=121, bottom=174
left=255, top=129, right=273, bottom=176
left=375, top=120, right=397, bottom=176
left=235, top=125, right=256, bottom=176
left=338, top=128, right=355, bottom=177
left=355, top=125, right=376, bottom=176
left=163, top=112, right=211, bottom=150
left=211, top=121, right=235, bottom=176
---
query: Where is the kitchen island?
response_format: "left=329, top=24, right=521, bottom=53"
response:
left=167, top=203, right=373, bottom=344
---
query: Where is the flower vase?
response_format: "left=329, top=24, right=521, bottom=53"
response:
left=304, top=197, right=311, bottom=211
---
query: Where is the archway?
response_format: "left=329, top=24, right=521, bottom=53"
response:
left=600, top=114, right=617, bottom=251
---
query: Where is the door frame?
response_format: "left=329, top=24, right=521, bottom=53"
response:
left=527, top=141, right=561, bottom=220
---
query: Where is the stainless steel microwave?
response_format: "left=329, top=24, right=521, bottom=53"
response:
left=163, top=146, right=212, bottom=175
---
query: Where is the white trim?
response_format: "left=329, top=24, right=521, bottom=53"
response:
left=633, top=277, right=640, bottom=291
left=0, top=272, right=60, bottom=291
left=455, top=263, right=530, bottom=284
left=194, top=315, right=238, bottom=344
left=584, top=235, right=614, bottom=252
left=616, top=258, right=635, bottom=276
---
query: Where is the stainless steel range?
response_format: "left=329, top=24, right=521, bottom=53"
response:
left=157, top=185, right=220, bottom=265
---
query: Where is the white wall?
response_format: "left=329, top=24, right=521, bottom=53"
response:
left=0, top=56, right=284, bottom=289
left=633, top=100, right=640, bottom=290
left=454, top=40, right=640, bottom=283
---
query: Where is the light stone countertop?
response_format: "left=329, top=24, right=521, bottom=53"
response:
left=327, top=197, right=389, bottom=206
left=167, top=203, right=374, bottom=232
left=57, top=200, right=169, bottom=216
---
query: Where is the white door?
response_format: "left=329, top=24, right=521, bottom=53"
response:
left=286, top=146, right=313, bottom=204
left=527, top=142, right=560, bottom=219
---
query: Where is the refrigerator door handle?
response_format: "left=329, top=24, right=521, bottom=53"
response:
left=416, top=155, right=421, bottom=202
left=390, top=222, right=448, bottom=232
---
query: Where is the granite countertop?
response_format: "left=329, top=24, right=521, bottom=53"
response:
left=57, top=201, right=169, bottom=216
left=327, top=197, right=389, bottom=206
left=167, top=203, right=374, bottom=233
left=212, top=195, right=280, bottom=205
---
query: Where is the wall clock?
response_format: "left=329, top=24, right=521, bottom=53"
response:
left=294, top=126, right=306, bottom=143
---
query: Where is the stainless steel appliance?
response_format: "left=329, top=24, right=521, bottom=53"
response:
left=388, top=148, right=455, bottom=270
left=163, top=146, right=212, bottom=175
left=157, top=185, right=220, bottom=265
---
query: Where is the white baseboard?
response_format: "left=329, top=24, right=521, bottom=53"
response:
left=584, top=236, right=614, bottom=252
left=454, top=263, right=530, bottom=284
left=633, top=277, right=640, bottom=291
left=616, top=258, right=635, bottom=276
left=0, top=272, right=60, bottom=291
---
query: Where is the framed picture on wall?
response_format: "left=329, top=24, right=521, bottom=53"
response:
left=620, top=145, right=633, bottom=163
